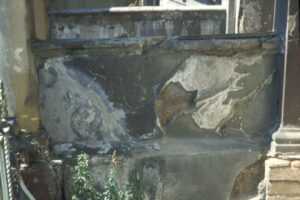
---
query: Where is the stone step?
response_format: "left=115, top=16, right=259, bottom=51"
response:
left=48, top=7, right=227, bottom=39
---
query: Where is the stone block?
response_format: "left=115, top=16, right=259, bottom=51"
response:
left=49, top=9, right=226, bottom=39
left=266, top=158, right=291, bottom=168
left=267, top=195, right=300, bottom=200
left=291, top=161, right=300, bottom=168
left=269, top=168, right=300, bottom=181
left=267, top=181, right=300, bottom=195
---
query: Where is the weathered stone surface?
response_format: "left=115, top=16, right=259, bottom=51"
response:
left=267, top=196, right=300, bottom=200
left=269, top=168, right=300, bottom=181
left=267, top=181, right=300, bottom=196
left=34, top=34, right=281, bottom=199
left=49, top=9, right=226, bottom=39
left=230, top=157, right=265, bottom=200
left=40, top=57, right=128, bottom=142
left=0, top=0, right=40, bottom=132
left=155, top=82, right=196, bottom=127
left=291, top=161, right=300, bottom=168
left=158, top=53, right=280, bottom=138
left=64, top=138, right=261, bottom=200
left=37, top=36, right=281, bottom=143
left=238, top=0, right=275, bottom=33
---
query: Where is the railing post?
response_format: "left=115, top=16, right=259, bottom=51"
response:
left=266, top=0, right=300, bottom=199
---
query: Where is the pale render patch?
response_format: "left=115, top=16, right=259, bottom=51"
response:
left=43, top=57, right=128, bottom=141
left=13, top=47, right=24, bottom=73
left=166, top=55, right=263, bottom=130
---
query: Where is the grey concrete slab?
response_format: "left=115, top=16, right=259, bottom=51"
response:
left=49, top=8, right=226, bottom=39
left=34, top=35, right=282, bottom=144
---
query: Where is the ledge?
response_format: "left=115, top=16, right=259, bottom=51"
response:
left=48, top=6, right=227, bottom=15
left=31, top=33, right=281, bottom=58
left=271, top=128, right=300, bottom=154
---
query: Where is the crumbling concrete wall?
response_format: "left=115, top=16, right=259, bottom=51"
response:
left=63, top=146, right=261, bottom=200
left=16, top=0, right=287, bottom=199
left=33, top=34, right=282, bottom=199
left=35, top=36, right=281, bottom=144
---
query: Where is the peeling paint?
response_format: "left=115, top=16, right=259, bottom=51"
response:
left=159, top=54, right=269, bottom=133
left=13, top=47, right=24, bottom=73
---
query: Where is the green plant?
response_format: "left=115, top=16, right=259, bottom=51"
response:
left=71, top=153, right=144, bottom=200
left=71, top=154, right=101, bottom=200
left=102, top=168, right=120, bottom=200
left=120, top=169, right=144, bottom=200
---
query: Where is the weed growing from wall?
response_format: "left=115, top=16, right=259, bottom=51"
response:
left=71, top=152, right=144, bottom=200
left=71, top=154, right=101, bottom=200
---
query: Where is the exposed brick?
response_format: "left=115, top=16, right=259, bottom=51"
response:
left=267, top=181, right=300, bottom=195
left=269, top=168, right=300, bottom=181
left=291, top=161, right=300, bottom=168
left=266, top=158, right=291, bottom=168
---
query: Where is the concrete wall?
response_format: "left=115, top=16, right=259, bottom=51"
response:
left=0, top=0, right=287, bottom=199
left=49, top=9, right=226, bottom=39
left=35, top=35, right=281, bottom=144
left=0, top=0, right=41, bottom=132
left=32, top=34, right=281, bottom=199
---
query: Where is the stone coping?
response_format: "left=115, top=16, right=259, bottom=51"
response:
left=48, top=6, right=227, bottom=15
left=52, top=137, right=263, bottom=158
left=31, top=33, right=281, bottom=58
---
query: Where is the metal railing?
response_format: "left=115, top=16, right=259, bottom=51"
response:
left=0, top=81, right=36, bottom=200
